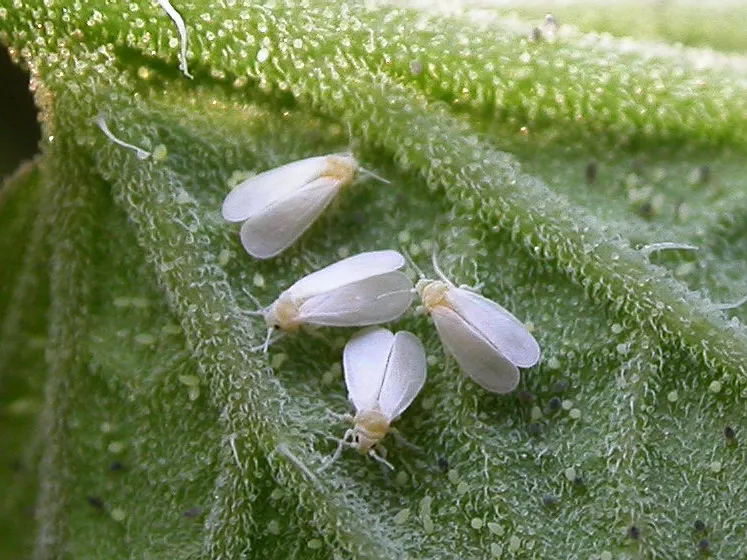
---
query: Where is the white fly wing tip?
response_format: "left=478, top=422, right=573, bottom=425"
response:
left=446, top=289, right=541, bottom=369
left=377, top=331, right=427, bottom=419
left=431, top=306, right=521, bottom=394
left=221, top=185, right=252, bottom=222
left=468, top=363, right=520, bottom=394
left=343, top=327, right=394, bottom=411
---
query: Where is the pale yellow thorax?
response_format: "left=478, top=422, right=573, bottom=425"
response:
left=353, top=409, right=391, bottom=454
left=322, top=154, right=358, bottom=186
left=264, top=293, right=302, bottom=331
left=415, top=279, right=451, bottom=312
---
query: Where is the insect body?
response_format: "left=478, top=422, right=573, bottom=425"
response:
left=257, top=250, right=414, bottom=349
left=415, top=258, right=540, bottom=393
left=322, top=327, right=427, bottom=469
left=222, top=153, right=360, bottom=259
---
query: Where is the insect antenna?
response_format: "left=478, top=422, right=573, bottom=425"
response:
left=344, top=122, right=391, bottom=184
left=358, top=167, right=391, bottom=184
left=401, top=248, right=426, bottom=280
left=430, top=244, right=455, bottom=286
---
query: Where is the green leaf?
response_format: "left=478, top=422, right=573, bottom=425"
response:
left=2, top=1, right=747, bottom=558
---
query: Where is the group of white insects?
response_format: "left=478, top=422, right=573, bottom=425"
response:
left=222, top=152, right=541, bottom=470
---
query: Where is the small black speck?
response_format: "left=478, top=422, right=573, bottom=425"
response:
left=724, top=426, right=737, bottom=445
left=548, top=397, right=561, bottom=411
left=517, top=390, right=535, bottom=404
left=637, top=201, right=653, bottom=219
left=86, top=496, right=105, bottom=510
left=552, top=380, right=569, bottom=393
left=527, top=422, right=542, bottom=435
left=628, top=525, right=640, bottom=540
left=572, top=476, right=585, bottom=488
left=183, top=507, right=203, bottom=519
left=541, top=494, right=556, bottom=507
left=693, top=519, right=706, bottom=533
left=698, top=538, right=710, bottom=554
left=530, top=27, right=543, bottom=42
left=585, top=160, right=597, bottom=184
left=437, top=456, right=449, bottom=472
left=108, top=461, right=125, bottom=472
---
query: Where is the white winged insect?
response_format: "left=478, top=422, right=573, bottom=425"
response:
left=253, top=250, right=414, bottom=351
left=222, top=153, right=387, bottom=259
left=320, top=327, right=427, bottom=470
left=414, top=254, right=540, bottom=394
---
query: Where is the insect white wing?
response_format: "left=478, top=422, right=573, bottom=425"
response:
left=297, top=271, right=413, bottom=326
left=288, top=250, right=407, bottom=300
left=239, top=177, right=342, bottom=258
left=430, top=305, right=520, bottom=393
left=376, top=331, right=427, bottom=420
left=221, top=156, right=327, bottom=222
left=343, top=327, right=394, bottom=412
left=445, top=288, right=540, bottom=368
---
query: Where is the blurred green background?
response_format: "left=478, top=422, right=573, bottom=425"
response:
left=0, top=45, right=40, bottom=180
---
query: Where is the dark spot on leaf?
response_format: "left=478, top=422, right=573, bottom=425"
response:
left=183, top=507, right=203, bottom=519
left=437, top=456, right=449, bottom=472
left=585, top=160, right=597, bottom=184
left=552, top=380, right=569, bottom=393
left=724, top=426, right=737, bottom=446
left=530, top=27, right=542, bottom=42
left=10, top=459, right=23, bottom=472
left=572, top=475, right=585, bottom=488
left=541, top=494, right=556, bottom=506
left=517, top=390, right=535, bottom=404
left=693, top=519, right=706, bottom=533
left=527, top=422, right=542, bottom=435
left=108, top=461, right=125, bottom=472
left=548, top=397, right=561, bottom=411
left=698, top=538, right=710, bottom=554
left=86, top=496, right=105, bottom=510
left=637, top=201, right=653, bottom=219
left=628, top=525, right=640, bottom=540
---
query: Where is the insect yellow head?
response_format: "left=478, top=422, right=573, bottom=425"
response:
left=353, top=409, right=390, bottom=454
left=323, top=153, right=358, bottom=186
left=264, top=294, right=302, bottom=331
left=416, top=279, right=449, bottom=311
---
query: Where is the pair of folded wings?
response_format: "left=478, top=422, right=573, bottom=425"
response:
left=221, top=156, right=349, bottom=259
